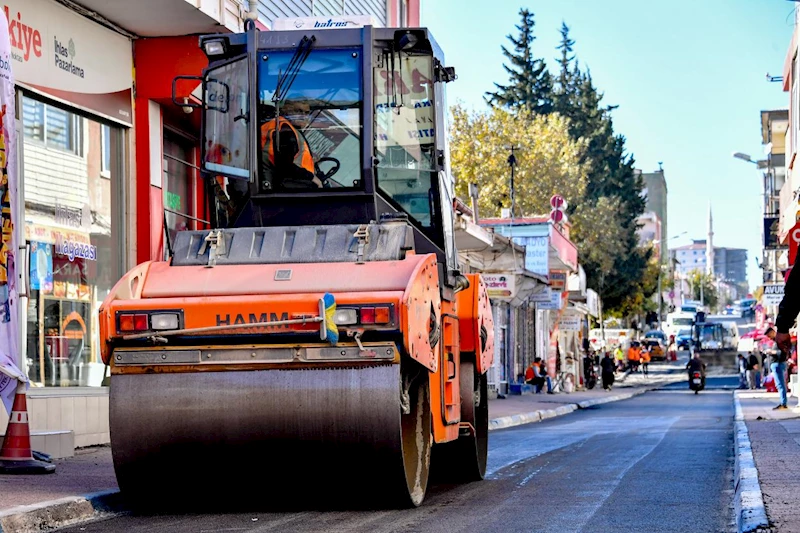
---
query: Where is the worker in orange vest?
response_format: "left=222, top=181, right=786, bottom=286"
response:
left=260, top=104, right=320, bottom=190
left=627, top=341, right=641, bottom=373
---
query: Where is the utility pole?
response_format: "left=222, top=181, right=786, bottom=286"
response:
left=700, top=278, right=704, bottom=308
left=507, top=146, right=518, bottom=225
left=657, top=265, right=663, bottom=329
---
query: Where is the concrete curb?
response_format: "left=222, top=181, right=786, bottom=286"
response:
left=0, top=490, right=123, bottom=533
left=488, top=389, right=645, bottom=431
left=732, top=392, right=770, bottom=533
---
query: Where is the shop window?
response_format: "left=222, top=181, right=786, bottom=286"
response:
left=22, top=94, right=123, bottom=387
left=22, top=96, right=82, bottom=156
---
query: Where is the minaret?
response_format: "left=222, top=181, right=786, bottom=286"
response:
left=706, top=202, right=714, bottom=276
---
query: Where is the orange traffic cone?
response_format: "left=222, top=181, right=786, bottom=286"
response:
left=0, top=381, right=55, bottom=474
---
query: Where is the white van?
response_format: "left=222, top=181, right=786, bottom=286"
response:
left=664, top=312, right=694, bottom=339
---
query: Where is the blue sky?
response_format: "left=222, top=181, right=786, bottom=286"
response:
left=422, top=0, right=795, bottom=292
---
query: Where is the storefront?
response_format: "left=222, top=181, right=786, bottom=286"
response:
left=8, top=0, right=133, bottom=390
left=0, top=0, right=132, bottom=454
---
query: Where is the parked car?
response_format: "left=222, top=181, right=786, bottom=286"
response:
left=644, top=330, right=667, bottom=343
left=643, top=338, right=666, bottom=361
left=676, top=329, right=692, bottom=350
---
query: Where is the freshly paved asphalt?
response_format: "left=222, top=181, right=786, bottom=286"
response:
left=60, top=376, right=739, bottom=533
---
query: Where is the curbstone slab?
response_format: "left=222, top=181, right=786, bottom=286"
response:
left=732, top=392, right=770, bottom=533
left=488, top=388, right=648, bottom=432
left=576, top=390, right=643, bottom=409
left=0, top=490, right=123, bottom=533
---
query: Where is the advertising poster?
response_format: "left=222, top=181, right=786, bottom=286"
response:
left=483, top=274, right=515, bottom=299
left=0, top=7, right=24, bottom=415
left=29, top=241, right=53, bottom=292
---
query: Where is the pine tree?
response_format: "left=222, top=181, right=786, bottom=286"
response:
left=552, top=22, right=577, bottom=117
left=485, top=9, right=553, bottom=114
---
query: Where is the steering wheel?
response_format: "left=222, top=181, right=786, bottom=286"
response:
left=315, top=156, right=341, bottom=184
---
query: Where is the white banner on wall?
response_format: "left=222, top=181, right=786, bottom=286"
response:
left=0, top=6, right=24, bottom=415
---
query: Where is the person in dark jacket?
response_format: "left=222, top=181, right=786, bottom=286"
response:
left=776, top=269, right=799, bottom=354
left=774, top=267, right=799, bottom=410
left=686, top=352, right=706, bottom=389
left=600, top=352, right=616, bottom=390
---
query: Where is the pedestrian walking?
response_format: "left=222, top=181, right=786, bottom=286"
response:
left=641, top=346, right=651, bottom=376
left=614, top=344, right=625, bottom=371
left=750, top=351, right=762, bottom=389
left=766, top=327, right=789, bottom=410
left=667, top=335, right=678, bottom=362
left=774, top=266, right=800, bottom=408
left=737, top=354, right=748, bottom=389
left=746, top=351, right=759, bottom=390
left=600, top=351, right=616, bottom=390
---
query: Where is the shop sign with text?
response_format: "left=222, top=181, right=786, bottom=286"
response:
left=536, top=289, right=563, bottom=310
left=762, top=283, right=784, bottom=307
left=549, top=270, right=567, bottom=291
left=3, top=0, right=132, bottom=124
left=483, top=273, right=516, bottom=299
left=559, top=311, right=581, bottom=331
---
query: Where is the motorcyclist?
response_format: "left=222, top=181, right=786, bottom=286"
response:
left=686, top=352, right=707, bottom=389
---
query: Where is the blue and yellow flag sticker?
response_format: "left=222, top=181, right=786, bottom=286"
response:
left=323, top=292, right=338, bottom=345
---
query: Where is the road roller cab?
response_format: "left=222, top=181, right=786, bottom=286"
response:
left=98, top=21, right=494, bottom=509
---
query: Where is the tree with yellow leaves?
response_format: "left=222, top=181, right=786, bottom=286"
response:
left=450, top=104, right=588, bottom=218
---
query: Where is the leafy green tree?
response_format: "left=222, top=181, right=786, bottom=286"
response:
left=450, top=105, right=587, bottom=217
left=485, top=9, right=553, bottom=114
left=687, top=270, right=719, bottom=310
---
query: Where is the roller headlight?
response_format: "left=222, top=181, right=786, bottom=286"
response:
left=333, top=308, right=358, bottom=325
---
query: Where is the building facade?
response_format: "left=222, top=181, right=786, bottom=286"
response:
left=762, top=109, right=788, bottom=285
left=637, top=169, right=668, bottom=263
left=2, top=0, right=421, bottom=457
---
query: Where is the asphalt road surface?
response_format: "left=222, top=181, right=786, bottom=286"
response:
left=61, top=377, right=738, bottom=533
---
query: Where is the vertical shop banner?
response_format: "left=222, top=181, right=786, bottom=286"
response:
left=0, top=7, right=25, bottom=415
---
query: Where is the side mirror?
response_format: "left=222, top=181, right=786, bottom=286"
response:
left=435, top=65, right=457, bottom=83
left=171, top=75, right=203, bottom=109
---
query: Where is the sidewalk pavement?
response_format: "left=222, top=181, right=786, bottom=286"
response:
left=735, top=390, right=800, bottom=533
left=0, top=363, right=686, bottom=533
left=489, top=360, right=689, bottom=430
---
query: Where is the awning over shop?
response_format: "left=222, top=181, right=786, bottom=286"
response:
left=569, top=301, right=591, bottom=316
left=455, top=214, right=494, bottom=252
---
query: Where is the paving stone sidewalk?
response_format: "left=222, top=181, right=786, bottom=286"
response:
left=738, top=391, right=800, bottom=532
